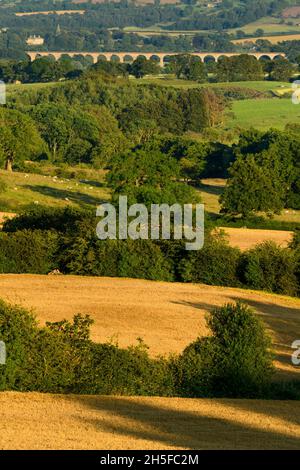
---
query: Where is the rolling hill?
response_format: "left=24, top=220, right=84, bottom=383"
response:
left=0, top=274, right=299, bottom=380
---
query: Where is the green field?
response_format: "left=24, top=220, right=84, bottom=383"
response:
left=135, top=76, right=290, bottom=92
left=226, top=98, right=300, bottom=131
left=6, top=81, right=61, bottom=98
left=229, top=16, right=300, bottom=35
left=0, top=168, right=109, bottom=213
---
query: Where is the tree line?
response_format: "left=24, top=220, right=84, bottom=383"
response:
left=0, top=206, right=299, bottom=298
left=0, top=53, right=297, bottom=85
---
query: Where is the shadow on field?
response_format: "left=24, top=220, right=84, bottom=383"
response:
left=172, top=296, right=300, bottom=380
left=198, top=182, right=224, bottom=196
left=70, top=395, right=300, bottom=449
left=23, top=184, right=107, bottom=206
left=229, top=296, right=300, bottom=376
left=79, top=179, right=105, bottom=188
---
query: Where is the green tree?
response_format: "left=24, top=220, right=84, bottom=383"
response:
left=220, top=154, right=286, bottom=217
left=0, top=108, right=44, bottom=171
left=176, top=302, right=274, bottom=397
left=130, top=57, right=160, bottom=78
left=269, top=58, right=294, bottom=82
left=107, top=146, right=199, bottom=205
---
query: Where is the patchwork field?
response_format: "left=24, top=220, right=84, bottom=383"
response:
left=233, top=33, right=300, bottom=45
left=229, top=16, right=300, bottom=35
left=0, top=274, right=299, bottom=381
left=0, top=392, right=300, bottom=449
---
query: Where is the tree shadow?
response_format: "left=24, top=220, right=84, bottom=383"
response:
left=79, top=180, right=105, bottom=189
left=23, top=184, right=108, bottom=207
left=172, top=296, right=300, bottom=381
left=199, top=182, right=224, bottom=197
left=67, top=395, right=300, bottom=449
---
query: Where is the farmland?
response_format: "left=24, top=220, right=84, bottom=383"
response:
left=229, top=16, right=300, bottom=35
left=233, top=34, right=300, bottom=45
left=0, top=169, right=109, bottom=213
left=225, top=97, right=300, bottom=131
left=0, top=392, right=299, bottom=449
left=0, top=274, right=298, bottom=380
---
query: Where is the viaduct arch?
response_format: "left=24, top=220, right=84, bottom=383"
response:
left=26, top=51, right=286, bottom=65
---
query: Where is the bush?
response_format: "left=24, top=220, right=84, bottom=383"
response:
left=0, top=230, right=59, bottom=274
left=75, top=340, right=175, bottom=396
left=61, top=221, right=174, bottom=281
left=175, top=302, right=274, bottom=398
left=0, top=178, right=7, bottom=193
left=2, top=206, right=88, bottom=233
left=179, top=237, right=240, bottom=286
left=3, top=300, right=299, bottom=399
left=0, top=300, right=38, bottom=391
left=239, top=241, right=298, bottom=296
left=0, top=301, right=175, bottom=395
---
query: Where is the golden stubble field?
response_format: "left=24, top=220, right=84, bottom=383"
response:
left=0, top=275, right=299, bottom=450
left=0, top=274, right=299, bottom=380
left=0, top=392, right=300, bottom=450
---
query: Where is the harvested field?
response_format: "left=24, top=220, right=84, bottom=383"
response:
left=219, top=227, right=293, bottom=251
left=233, top=33, right=300, bottom=44
left=0, top=392, right=300, bottom=449
left=0, top=274, right=299, bottom=380
left=0, top=212, right=15, bottom=225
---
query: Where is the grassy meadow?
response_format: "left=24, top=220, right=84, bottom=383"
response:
left=135, top=76, right=290, bottom=92
left=0, top=168, right=109, bottom=213
left=225, top=98, right=300, bottom=131
left=135, top=77, right=300, bottom=131
left=229, top=16, right=300, bottom=35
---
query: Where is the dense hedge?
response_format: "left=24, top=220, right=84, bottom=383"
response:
left=1, top=207, right=300, bottom=296
left=174, top=302, right=274, bottom=398
left=0, top=300, right=277, bottom=398
left=0, top=230, right=58, bottom=274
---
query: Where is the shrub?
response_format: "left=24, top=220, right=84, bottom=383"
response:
left=2, top=205, right=88, bottom=233
left=61, top=224, right=174, bottom=281
left=0, top=300, right=38, bottom=391
left=0, top=301, right=175, bottom=395
left=175, top=302, right=274, bottom=398
left=0, top=178, right=7, bottom=193
left=179, top=237, right=240, bottom=286
left=75, top=340, right=175, bottom=396
left=28, top=314, right=94, bottom=393
left=0, top=230, right=59, bottom=274
left=239, top=241, right=298, bottom=296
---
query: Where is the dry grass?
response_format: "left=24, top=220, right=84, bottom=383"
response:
left=218, top=227, right=293, bottom=251
left=0, top=274, right=299, bottom=380
left=233, top=33, right=300, bottom=44
left=0, top=392, right=300, bottom=449
left=0, top=212, right=15, bottom=225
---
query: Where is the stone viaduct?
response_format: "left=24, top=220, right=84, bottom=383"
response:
left=26, top=51, right=286, bottom=65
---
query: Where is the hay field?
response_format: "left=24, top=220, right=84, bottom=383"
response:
left=0, top=392, right=300, bottom=449
left=233, top=33, right=300, bottom=45
left=0, top=274, right=299, bottom=380
left=219, top=227, right=293, bottom=251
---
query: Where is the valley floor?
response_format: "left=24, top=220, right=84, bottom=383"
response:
left=0, top=392, right=299, bottom=450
